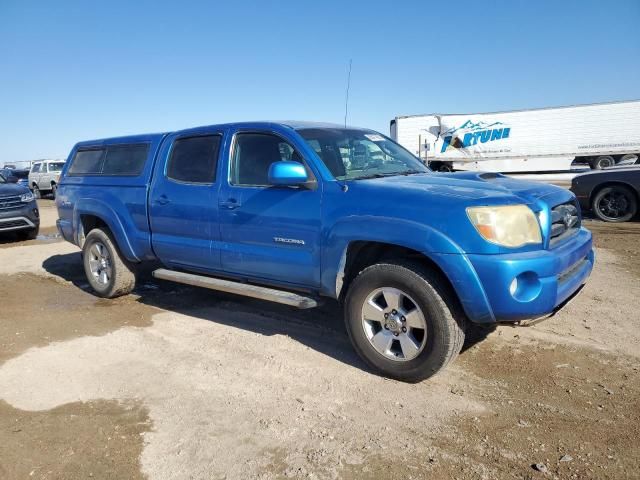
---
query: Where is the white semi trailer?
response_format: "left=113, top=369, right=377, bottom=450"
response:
left=390, top=100, right=640, bottom=172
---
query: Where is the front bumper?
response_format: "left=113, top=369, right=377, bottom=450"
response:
left=0, top=202, right=40, bottom=232
left=466, top=228, right=594, bottom=321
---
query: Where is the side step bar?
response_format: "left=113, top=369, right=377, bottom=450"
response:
left=152, top=268, right=318, bottom=309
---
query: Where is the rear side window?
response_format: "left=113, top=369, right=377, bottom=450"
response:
left=48, top=162, right=65, bottom=173
left=68, top=150, right=105, bottom=174
left=167, top=135, right=221, bottom=184
left=102, top=145, right=149, bottom=175
left=69, top=144, right=149, bottom=176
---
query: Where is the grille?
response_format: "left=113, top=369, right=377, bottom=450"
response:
left=0, top=218, right=28, bottom=229
left=549, top=201, right=580, bottom=247
left=0, top=195, right=22, bottom=212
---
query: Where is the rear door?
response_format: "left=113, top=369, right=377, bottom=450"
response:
left=218, top=129, right=322, bottom=288
left=149, top=129, right=225, bottom=271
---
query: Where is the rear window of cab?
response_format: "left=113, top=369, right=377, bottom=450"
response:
left=68, top=144, right=149, bottom=176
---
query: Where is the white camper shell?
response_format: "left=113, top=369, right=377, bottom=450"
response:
left=390, top=100, right=640, bottom=173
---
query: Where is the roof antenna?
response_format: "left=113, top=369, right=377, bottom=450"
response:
left=343, top=59, right=352, bottom=127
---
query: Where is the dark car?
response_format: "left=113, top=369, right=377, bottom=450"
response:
left=0, top=168, right=30, bottom=187
left=571, top=167, right=640, bottom=222
left=0, top=172, right=40, bottom=239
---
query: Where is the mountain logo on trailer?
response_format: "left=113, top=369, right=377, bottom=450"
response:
left=440, top=120, right=511, bottom=153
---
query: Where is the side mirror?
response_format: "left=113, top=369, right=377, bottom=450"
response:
left=268, top=161, right=308, bottom=186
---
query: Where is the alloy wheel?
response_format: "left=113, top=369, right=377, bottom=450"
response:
left=361, top=287, right=427, bottom=362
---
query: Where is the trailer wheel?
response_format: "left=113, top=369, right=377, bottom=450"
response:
left=619, top=154, right=638, bottom=165
left=591, top=155, right=615, bottom=169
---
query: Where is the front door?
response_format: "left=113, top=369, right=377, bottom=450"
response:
left=218, top=131, right=322, bottom=288
left=149, top=131, right=224, bottom=271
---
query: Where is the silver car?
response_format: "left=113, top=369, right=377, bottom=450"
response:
left=28, top=160, right=65, bottom=199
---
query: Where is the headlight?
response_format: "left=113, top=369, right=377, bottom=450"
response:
left=466, top=205, right=542, bottom=248
left=20, top=192, right=34, bottom=203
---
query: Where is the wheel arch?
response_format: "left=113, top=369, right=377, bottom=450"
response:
left=72, top=199, right=140, bottom=262
left=339, top=241, right=454, bottom=300
left=589, top=181, right=640, bottom=206
left=329, top=238, right=496, bottom=324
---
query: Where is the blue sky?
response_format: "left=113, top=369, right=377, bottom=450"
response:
left=1, top=0, right=638, bottom=163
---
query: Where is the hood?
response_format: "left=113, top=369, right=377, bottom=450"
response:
left=0, top=182, right=31, bottom=196
left=354, top=171, right=571, bottom=206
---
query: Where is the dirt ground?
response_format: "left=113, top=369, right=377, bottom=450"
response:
left=0, top=200, right=639, bottom=479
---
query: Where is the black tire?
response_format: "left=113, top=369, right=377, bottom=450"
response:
left=592, top=185, right=637, bottom=223
left=32, top=185, right=41, bottom=199
left=344, top=261, right=466, bottom=382
left=82, top=228, right=136, bottom=298
left=51, top=183, right=57, bottom=199
left=590, top=155, right=615, bottom=170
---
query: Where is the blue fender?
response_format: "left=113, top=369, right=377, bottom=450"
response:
left=73, top=198, right=141, bottom=262
left=321, top=216, right=495, bottom=323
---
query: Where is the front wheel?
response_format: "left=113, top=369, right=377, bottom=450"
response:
left=51, top=183, right=57, bottom=199
left=82, top=228, right=136, bottom=298
left=592, top=185, right=637, bottom=222
left=344, top=261, right=466, bottom=382
left=32, top=185, right=41, bottom=199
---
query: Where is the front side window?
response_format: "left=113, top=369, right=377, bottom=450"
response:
left=68, top=149, right=105, bottom=175
left=298, top=128, right=428, bottom=180
left=31, top=163, right=41, bottom=173
left=167, top=135, right=221, bottom=184
left=232, top=133, right=304, bottom=186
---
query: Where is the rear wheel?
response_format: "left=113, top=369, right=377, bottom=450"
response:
left=591, top=155, right=615, bottom=169
left=592, top=185, right=637, bottom=222
left=82, top=228, right=136, bottom=298
left=344, top=261, right=465, bottom=382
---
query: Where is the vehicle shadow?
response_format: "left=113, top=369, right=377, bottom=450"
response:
left=0, top=232, right=23, bottom=244
left=43, top=253, right=490, bottom=378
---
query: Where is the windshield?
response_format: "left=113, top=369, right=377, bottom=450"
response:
left=49, top=162, right=65, bottom=172
left=298, top=128, right=429, bottom=180
left=0, top=173, right=6, bottom=183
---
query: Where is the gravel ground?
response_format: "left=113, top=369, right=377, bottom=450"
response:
left=0, top=200, right=639, bottom=479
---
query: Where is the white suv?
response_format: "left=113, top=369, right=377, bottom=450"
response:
left=29, top=160, right=65, bottom=199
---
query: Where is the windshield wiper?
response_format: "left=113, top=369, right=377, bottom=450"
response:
left=354, top=170, right=427, bottom=180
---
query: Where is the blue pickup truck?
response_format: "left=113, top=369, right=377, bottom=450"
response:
left=56, top=121, right=594, bottom=381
